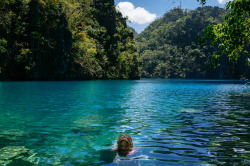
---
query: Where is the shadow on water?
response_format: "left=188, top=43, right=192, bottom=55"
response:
left=205, top=92, right=250, bottom=165
left=230, top=92, right=250, bottom=109
left=6, top=159, right=33, bottom=166
left=98, top=149, right=115, bottom=165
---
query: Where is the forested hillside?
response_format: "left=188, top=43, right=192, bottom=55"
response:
left=136, top=6, right=250, bottom=79
left=0, top=0, right=140, bottom=80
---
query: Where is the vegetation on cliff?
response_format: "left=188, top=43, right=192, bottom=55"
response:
left=0, top=0, right=140, bottom=80
left=199, top=0, right=250, bottom=67
left=136, top=6, right=250, bottom=79
left=1, top=0, right=249, bottom=80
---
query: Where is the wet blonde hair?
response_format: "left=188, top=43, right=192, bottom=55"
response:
left=117, top=134, right=133, bottom=149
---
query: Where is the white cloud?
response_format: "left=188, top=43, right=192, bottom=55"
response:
left=217, top=0, right=231, bottom=4
left=116, top=2, right=157, bottom=24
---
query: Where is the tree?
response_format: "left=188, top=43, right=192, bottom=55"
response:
left=198, top=0, right=250, bottom=67
left=0, top=0, right=140, bottom=80
left=0, top=0, right=29, bottom=80
left=137, top=7, right=238, bottom=79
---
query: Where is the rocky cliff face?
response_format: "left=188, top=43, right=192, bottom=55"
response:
left=28, top=0, right=72, bottom=80
left=0, top=0, right=140, bottom=80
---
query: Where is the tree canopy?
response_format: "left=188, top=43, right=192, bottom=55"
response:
left=198, top=0, right=250, bottom=67
left=0, top=0, right=140, bottom=80
left=136, top=6, right=250, bottom=79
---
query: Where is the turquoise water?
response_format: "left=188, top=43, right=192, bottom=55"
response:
left=0, top=79, right=249, bottom=165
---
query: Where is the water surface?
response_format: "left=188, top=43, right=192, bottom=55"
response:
left=0, top=79, right=249, bottom=165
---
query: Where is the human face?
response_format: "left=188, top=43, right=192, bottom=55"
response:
left=118, top=141, right=130, bottom=152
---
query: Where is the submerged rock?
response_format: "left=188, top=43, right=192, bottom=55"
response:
left=73, top=115, right=104, bottom=133
left=0, top=146, right=58, bottom=165
left=0, top=146, right=29, bottom=165
left=0, top=129, right=28, bottom=141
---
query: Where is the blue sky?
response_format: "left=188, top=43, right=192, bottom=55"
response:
left=114, top=0, right=230, bottom=33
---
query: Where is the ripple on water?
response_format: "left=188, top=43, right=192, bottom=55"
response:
left=0, top=80, right=249, bottom=165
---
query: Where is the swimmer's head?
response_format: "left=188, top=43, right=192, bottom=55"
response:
left=117, top=134, right=133, bottom=154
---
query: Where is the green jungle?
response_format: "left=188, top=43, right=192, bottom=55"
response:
left=0, top=0, right=249, bottom=80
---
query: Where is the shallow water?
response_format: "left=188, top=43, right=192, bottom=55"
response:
left=0, top=79, right=249, bottom=165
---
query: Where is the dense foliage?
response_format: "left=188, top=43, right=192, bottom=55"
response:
left=136, top=6, right=250, bottom=79
left=0, top=0, right=140, bottom=80
left=199, top=0, right=250, bottom=67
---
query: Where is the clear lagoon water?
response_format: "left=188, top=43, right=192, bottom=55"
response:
left=0, top=79, right=249, bottom=165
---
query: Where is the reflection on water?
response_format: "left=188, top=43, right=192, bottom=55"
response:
left=0, top=79, right=249, bottom=165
